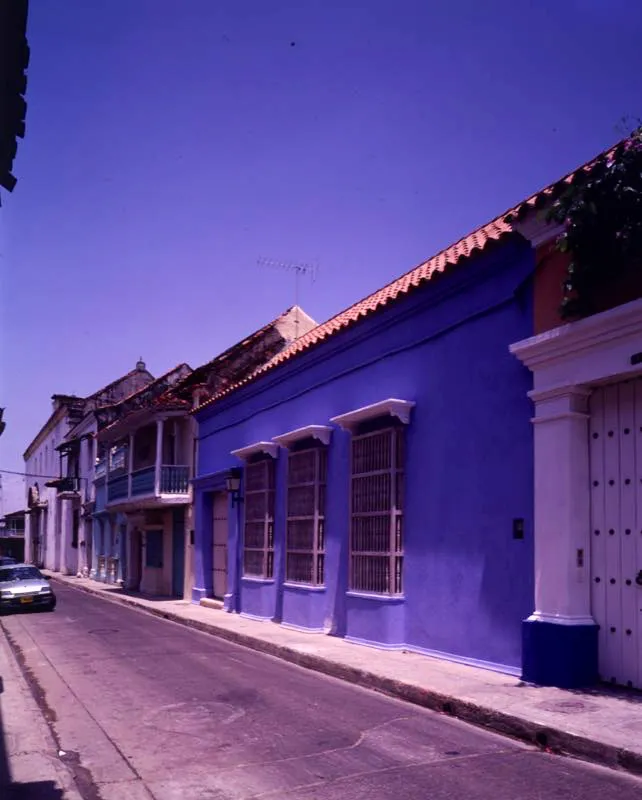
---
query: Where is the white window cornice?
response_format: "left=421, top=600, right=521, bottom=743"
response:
left=272, top=425, right=332, bottom=448
left=330, top=398, right=415, bottom=431
left=231, top=441, right=279, bottom=461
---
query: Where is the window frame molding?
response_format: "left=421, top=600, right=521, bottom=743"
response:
left=347, top=409, right=411, bottom=598
left=282, top=442, right=328, bottom=587
left=239, top=455, right=276, bottom=580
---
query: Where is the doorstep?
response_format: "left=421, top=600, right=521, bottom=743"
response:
left=199, top=597, right=224, bottom=610
left=43, top=571, right=642, bottom=777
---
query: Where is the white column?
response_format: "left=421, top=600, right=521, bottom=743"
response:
left=154, top=418, right=164, bottom=495
left=128, top=433, right=134, bottom=498
left=39, top=507, right=47, bottom=568
left=59, top=498, right=73, bottom=575
left=77, top=509, right=86, bottom=578
left=24, top=511, right=33, bottom=564
left=78, top=438, right=87, bottom=503
left=529, top=385, right=594, bottom=624
left=46, top=499, right=58, bottom=571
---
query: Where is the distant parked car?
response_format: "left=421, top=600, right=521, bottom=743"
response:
left=0, top=556, right=16, bottom=566
left=0, top=563, right=56, bottom=613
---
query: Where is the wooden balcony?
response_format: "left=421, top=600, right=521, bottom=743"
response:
left=106, top=464, right=190, bottom=506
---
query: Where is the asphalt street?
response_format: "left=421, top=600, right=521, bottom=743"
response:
left=1, top=583, right=641, bottom=800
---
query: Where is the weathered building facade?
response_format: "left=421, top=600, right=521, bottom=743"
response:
left=23, top=362, right=154, bottom=575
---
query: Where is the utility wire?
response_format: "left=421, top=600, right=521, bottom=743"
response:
left=0, top=467, right=89, bottom=483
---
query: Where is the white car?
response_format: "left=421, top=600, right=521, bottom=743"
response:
left=0, top=563, right=57, bottom=613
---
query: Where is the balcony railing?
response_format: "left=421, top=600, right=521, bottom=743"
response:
left=95, top=458, right=106, bottom=479
left=110, top=445, right=127, bottom=473
left=107, top=475, right=128, bottom=502
left=131, top=466, right=155, bottom=497
left=95, top=481, right=107, bottom=512
left=104, top=464, right=190, bottom=504
left=160, top=465, right=190, bottom=494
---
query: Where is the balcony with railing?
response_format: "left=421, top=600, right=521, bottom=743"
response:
left=105, top=463, right=190, bottom=506
left=97, top=417, right=191, bottom=507
left=160, top=465, right=190, bottom=494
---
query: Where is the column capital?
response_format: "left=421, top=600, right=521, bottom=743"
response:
left=528, top=384, right=591, bottom=422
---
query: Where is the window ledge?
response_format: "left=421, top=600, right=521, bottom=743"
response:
left=231, top=441, right=279, bottom=460
left=241, top=576, right=275, bottom=585
left=330, top=398, right=415, bottom=431
left=346, top=591, right=405, bottom=603
left=283, top=582, right=326, bottom=592
left=273, top=425, right=332, bottom=448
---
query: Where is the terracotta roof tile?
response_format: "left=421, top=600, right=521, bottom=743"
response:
left=505, top=142, right=619, bottom=222
left=194, top=137, right=627, bottom=414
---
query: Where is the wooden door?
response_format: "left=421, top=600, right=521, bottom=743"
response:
left=212, top=492, right=228, bottom=599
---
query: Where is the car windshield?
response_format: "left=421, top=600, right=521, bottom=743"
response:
left=0, top=566, right=43, bottom=582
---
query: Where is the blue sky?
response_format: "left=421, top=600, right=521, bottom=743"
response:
left=1, top=0, right=640, bottom=473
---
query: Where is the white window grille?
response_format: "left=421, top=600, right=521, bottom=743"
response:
left=286, top=447, right=327, bottom=585
left=243, top=459, right=275, bottom=578
left=350, top=426, right=404, bottom=595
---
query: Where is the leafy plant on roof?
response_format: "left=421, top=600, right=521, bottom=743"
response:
left=546, top=126, right=642, bottom=319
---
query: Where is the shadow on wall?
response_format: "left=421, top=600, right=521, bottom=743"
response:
left=0, top=676, right=64, bottom=799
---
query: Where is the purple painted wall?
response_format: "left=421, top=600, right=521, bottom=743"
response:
left=194, top=240, right=535, bottom=671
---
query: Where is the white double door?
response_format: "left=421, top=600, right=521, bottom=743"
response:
left=590, top=379, right=642, bottom=689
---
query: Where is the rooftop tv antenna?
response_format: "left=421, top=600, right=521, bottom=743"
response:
left=257, top=257, right=319, bottom=338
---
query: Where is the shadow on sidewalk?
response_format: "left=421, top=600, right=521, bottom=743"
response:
left=517, top=677, right=642, bottom=705
left=0, top=676, right=64, bottom=799
left=49, top=573, right=184, bottom=604
left=92, top=583, right=181, bottom=604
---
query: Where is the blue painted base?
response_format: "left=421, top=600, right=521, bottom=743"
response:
left=191, top=587, right=208, bottom=604
left=344, top=593, right=406, bottom=647
left=522, top=618, right=598, bottom=689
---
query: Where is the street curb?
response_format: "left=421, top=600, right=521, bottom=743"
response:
left=47, top=574, right=642, bottom=778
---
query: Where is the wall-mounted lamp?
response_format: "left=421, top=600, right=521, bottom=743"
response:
left=225, top=467, right=243, bottom=506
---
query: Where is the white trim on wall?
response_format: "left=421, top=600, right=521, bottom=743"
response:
left=231, top=441, right=279, bottom=461
left=330, top=399, right=415, bottom=431
left=510, top=297, right=642, bottom=627
left=272, top=425, right=332, bottom=448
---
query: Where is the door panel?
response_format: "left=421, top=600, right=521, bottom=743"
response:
left=212, top=492, right=228, bottom=599
left=590, top=379, right=642, bottom=689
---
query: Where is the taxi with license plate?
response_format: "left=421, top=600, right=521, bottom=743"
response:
left=0, top=563, right=56, bottom=613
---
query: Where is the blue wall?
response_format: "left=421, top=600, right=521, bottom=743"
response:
left=91, top=477, right=126, bottom=584
left=194, top=240, right=535, bottom=671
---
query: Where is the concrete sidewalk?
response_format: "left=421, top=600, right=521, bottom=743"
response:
left=45, top=572, right=642, bottom=777
left=0, top=617, right=82, bottom=798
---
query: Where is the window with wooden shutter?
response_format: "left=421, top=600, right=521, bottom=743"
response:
left=350, top=426, right=404, bottom=595
left=243, top=458, right=275, bottom=578
left=286, top=446, right=327, bottom=585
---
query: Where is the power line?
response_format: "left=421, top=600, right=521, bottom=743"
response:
left=0, top=467, right=70, bottom=481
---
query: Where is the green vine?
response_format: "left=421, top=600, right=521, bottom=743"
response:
left=545, top=127, right=642, bottom=319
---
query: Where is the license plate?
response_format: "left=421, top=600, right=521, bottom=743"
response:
left=20, top=596, right=33, bottom=604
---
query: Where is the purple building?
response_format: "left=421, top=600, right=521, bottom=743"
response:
left=192, top=216, right=536, bottom=674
